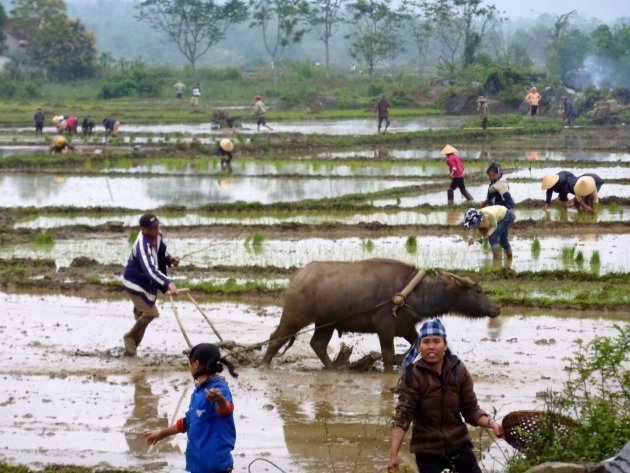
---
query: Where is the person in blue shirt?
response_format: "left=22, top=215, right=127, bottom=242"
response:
left=541, top=171, right=578, bottom=210
left=561, top=96, right=578, bottom=127
left=145, top=343, right=238, bottom=473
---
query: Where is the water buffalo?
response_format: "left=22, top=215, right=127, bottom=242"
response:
left=262, top=258, right=500, bottom=371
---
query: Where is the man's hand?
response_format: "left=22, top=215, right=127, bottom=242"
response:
left=167, top=282, right=178, bottom=295
left=170, top=256, right=180, bottom=267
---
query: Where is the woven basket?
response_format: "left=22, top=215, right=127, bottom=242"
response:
left=502, top=410, right=580, bottom=451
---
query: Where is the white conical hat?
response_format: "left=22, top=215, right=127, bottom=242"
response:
left=574, top=176, right=596, bottom=196
left=541, top=174, right=560, bottom=190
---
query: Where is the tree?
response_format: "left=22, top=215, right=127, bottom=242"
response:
left=305, top=0, right=348, bottom=75
left=249, top=0, right=309, bottom=84
left=400, top=0, right=433, bottom=74
left=345, top=0, right=403, bottom=76
left=136, top=0, right=248, bottom=79
left=0, top=3, right=7, bottom=55
left=426, top=0, right=499, bottom=72
left=10, top=0, right=97, bottom=81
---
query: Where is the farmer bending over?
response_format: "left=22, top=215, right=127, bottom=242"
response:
left=463, top=205, right=515, bottom=261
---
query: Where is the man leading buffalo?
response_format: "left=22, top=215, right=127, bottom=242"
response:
left=122, top=213, right=180, bottom=356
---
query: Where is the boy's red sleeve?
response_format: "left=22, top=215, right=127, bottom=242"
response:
left=216, top=401, right=234, bottom=417
left=176, top=417, right=187, bottom=433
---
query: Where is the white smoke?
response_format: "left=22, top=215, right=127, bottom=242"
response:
left=582, top=54, right=620, bottom=88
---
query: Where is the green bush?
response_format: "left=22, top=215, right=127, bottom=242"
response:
left=0, top=77, right=42, bottom=99
left=506, top=324, right=630, bottom=472
left=98, top=66, right=165, bottom=99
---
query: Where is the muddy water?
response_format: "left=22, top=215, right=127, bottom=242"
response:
left=13, top=206, right=630, bottom=230
left=4, top=233, right=628, bottom=275
left=0, top=292, right=627, bottom=472
left=374, top=182, right=630, bottom=206
left=0, top=174, right=419, bottom=208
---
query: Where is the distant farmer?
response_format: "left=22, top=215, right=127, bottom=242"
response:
left=65, top=116, right=79, bottom=135
left=191, top=82, right=201, bottom=107
left=82, top=118, right=96, bottom=136
left=573, top=173, right=604, bottom=213
left=442, top=144, right=474, bottom=203
left=541, top=171, right=577, bottom=210
left=477, top=96, right=489, bottom=129
left=524, top=87, right=542, bottom=117
left=34, top=107, right=45, bottom=136
left=174, top=80, right=185, bottom=100
left=52, top=115, right=68, bottom=133
left=561, top=96, right=578, bottom=127
left=49, top=135, right=75, bottom=154
left=375, top=94, right=390, bottom=134
left=216, top=138, right=234, bottom=165
left=464, top=205, right=515, bottom=261
left=122, top=213, right=180, bottom=356
left=103, top=117, right=121, bottom=136
left=253, top=95, right=273, bottom=132
left=481, top=161, right=515, bottom=213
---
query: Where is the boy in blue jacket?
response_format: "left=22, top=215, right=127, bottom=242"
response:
left=122, top=213, right=180, bottom=356
left=145, top=343, right=238, bottom=473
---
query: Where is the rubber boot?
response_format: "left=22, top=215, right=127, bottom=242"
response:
left=491, top=248, right=500, bottom=260
left=462, top=188, right=474, bottom=201
left=505, top=249, right=513, bottom=259
left=447, top=189, right=454, bottom=203
left=123, top=315, right=153, bottom=356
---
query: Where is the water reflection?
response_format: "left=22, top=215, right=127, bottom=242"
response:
left=124, top=375, right=173, bottom=454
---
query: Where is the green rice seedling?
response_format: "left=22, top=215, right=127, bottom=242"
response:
left=608, top=202, right=618, bottom=213
left=12, top=136, right=17, bottom=143
left=406, top=236, right=417, bottom=254
left=575, top=250, right=584, bottom=265
left=362, top=239, right=375, bottom=252
left=84, top=160, right=92, bottom=172
left=531, top=237, right=541, bottom=258
left=396, top=196, right=401, bottom=206
left=128, top=229, right=139, bottom=243
left=245, top=233, right=265, bottom=254
left=34, top=230, right=55, bottom=245
left=590, top=251, right=601, bottom=266
left=560, top=245, right=576, bottom=263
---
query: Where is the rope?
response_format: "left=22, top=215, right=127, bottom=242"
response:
left=247, top=458, right=287, bottom=472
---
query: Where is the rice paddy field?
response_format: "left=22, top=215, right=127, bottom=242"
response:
left=0, top=116, right=629, bottom=473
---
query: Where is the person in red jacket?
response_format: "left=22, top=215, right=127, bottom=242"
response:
left=443, top=144, right=474, bottom=202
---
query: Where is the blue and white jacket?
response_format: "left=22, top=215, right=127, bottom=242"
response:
left=122, top=231, right=171, bottom=306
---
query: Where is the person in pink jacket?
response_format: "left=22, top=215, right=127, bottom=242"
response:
left=443, top=144, right=474, bottom=203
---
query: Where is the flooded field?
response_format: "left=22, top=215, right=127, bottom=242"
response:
left=0, top=174, right=420, bottom=207
left=2, top=233, right=628, bottom=275
left=0, top=292, right=626, bottom=473
left=11, top=206, right=630, bottom=230
left=1, top=121, right=629, bottom=472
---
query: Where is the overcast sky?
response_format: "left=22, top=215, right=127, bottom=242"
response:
left=491, top=0, right=630, bottom=22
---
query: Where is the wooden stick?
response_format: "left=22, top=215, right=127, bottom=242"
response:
left=168, top=293, right=192, bottom=348
left=186, top=292, right=223, bottom=342
left=166, top=287, right=190, bottom=294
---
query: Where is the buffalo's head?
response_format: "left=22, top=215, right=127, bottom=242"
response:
left=436, top=269, right=501, bottom=318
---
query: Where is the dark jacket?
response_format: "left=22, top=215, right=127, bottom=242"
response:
left=393, top=353, right=487, bottom=456
left=578, top=172, right=604, bottom=192
left=122, top=231, right=172, bottom=306
left=546, top=170, right=578, bottom=204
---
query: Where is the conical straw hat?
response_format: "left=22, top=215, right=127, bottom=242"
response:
left=541, top=174, right=560, bottom=190
left=441, top=144, right=458, bottom=155
left=574, top=176, right=596, bottom=196
left=219, top=138, right=234, bottom=152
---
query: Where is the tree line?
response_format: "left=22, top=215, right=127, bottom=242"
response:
left=1, top=0, right=629, bottom=92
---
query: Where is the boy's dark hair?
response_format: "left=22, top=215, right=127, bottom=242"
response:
left=189, top=343, right=238, bottom=379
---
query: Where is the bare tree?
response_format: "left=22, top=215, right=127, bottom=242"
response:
left=249, top=0, right=310, bottom=84
left=400, top=0, right=433, bottom=74
left=306, top=0, right=348, bottom=76
left=136, top=0, right=248, bottom=80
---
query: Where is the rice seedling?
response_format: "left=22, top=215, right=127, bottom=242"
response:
left=531, top=237, right=541, bottom=258
left=405, top=236, right=417, bottom=254
left=560, top=245, right=576, bottom=263
left=608, top=202, right=619, bottom=213
left=34, top=230, right=55, bottom=246
left=590, top=251, right=601, bottom=266
left=128, top=229, right=139, bottom=243
left=244, top=233, right=265, bottom=254
left=575, top=250, right=584, bottom=265
left=362, top=239, right=375, bottom=252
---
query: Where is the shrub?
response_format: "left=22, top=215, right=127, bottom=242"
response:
left=506, top=324, right=630, bottom=472
left=98, top=66, right=164, bottom=99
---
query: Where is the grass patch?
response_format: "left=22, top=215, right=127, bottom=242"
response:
left=362, top=239, right=375, bottom=252
left=405, top=236, right=417, bottom=254
left=531, top=237, right=541, bottom=258
left=128, top=229, right=139, bottom=243
left=34, top=230, right=55, bottom=245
